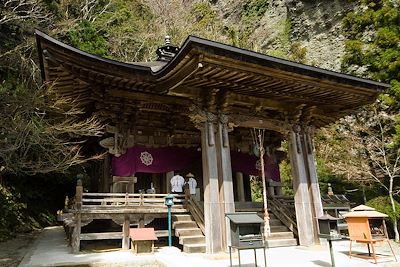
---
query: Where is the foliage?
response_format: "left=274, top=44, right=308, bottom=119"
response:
left=0, top=84, right=104, bottom=175
left=367, top=196, right=400, bottom=222
left=317, top=104, right=400, bottom=239
left=0, top=170, right=78, bottom=241
left=0, top=184, right=28, bottom=240
left=289, top=42, right=307, bottom=63
left=279, top=159, right=293, bottom=196
left=68, top=20, right=108, bottom=56
left=250, top=176, right=263, bottom=202
left=314, top=2, right=400, bottom=240
left=342, top=0, right=400, bottom=87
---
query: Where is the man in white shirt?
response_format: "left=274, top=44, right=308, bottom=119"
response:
left=170, top=172, right=185, bottom=193
left=186, top=173, right=197, bottom=195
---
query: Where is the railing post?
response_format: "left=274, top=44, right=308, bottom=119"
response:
left=75, top=179, right=83, bottom=209
left=72, top=179, right=83, bottom=253
left=184, top=183, right=190, bottom=208
left=140, top=193, right=144, bottom=206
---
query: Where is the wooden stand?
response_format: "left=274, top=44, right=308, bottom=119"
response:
left=229, top=244, right=267, bottom=267
left=345, top=206, right=397, bottom=264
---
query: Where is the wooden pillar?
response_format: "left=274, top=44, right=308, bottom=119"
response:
left=152, top=173, right=159, bottom=193
left=72, top=179, right=83, bottom=253
left=216, top=115, right=235, bottom=250
left=139, top=215, right=145, bottom=228
left=201, top=117, right=223, bottom=254
left=122, top=215, right=130, bottom=250
left=288, top=127, right=315, bottom=246
left=235, top=172, right=245, bottom=202
left=267, top=179, right=275, bottom=197
left=304, top=127, right=324, bottom=243
left=166, top=171, right=173, bottom=193
left=100, top=154, right=110, bottom=192
left=71, top=214, right=81, bottom=253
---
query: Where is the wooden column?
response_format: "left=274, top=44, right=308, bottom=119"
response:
left=101, top=154, right=110, bottom=192
left=303, top=127, right=324, bottom=243
left=166, top=171, right=173, bottom=193
left=235, top=172, right=245, bottom=202
left=288, top=127, right=315, bottom=246
left=201, top=117, right=223, bottom=254
left=152, top=173, right=159, bottom=193
left=72, top=179, right=83, bottom=253
left=267, top=179, right=275, bottom=197
left=122, top=215, right=130, bottom=250
left=216, top=115, right=235, bottom=250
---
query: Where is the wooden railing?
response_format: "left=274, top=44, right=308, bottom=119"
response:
left=79, top=192, right=186, bottom=210
left=269, top=197, right=298, bottom=237
left=187, top=196, right=205, bottom=234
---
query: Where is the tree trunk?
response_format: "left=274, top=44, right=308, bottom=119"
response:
left=389, top=176, right=399, bottom=242
left=389, top=192, right=399, bottom=242
left=362, top=185, right=367, bottom=204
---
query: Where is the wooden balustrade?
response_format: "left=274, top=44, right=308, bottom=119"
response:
left=80, top=192, right=186, bottom=210
left=187, top=196, right=205, bottom=234
left=269, top=197, right=298, bottom=237
left=68, top=183, right=187, bottom=253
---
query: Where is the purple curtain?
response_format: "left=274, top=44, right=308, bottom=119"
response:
left=112, top=145, right=200, bottom=176
left=112, top=146, right=281, bottom=182
left=230, top=151, right=281, bottom=181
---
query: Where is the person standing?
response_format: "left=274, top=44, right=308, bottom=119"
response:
left=170, top=171, right=185, bottom=193
left=186, top=173, right=197, bottom=195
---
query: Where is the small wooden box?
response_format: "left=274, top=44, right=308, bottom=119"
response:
left=129, top=228, right=158, bottom=254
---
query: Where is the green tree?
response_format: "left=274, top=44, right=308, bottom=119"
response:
left=338, top=0, right=400, bottom=240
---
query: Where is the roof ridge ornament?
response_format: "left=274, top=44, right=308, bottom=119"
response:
left=156, top=35, right=179, bottom=62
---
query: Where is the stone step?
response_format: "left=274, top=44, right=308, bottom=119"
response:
left=172, top=214, right=192, bottom=222
left=179, top=235, right=205, bottom=245
left=175, top=228, right=203, bottom=237
left=265, top=238, right=298, bottom=248
left=173, top=221, right=197, bottom=229
left=268, top=231, right=294, bottom=239
left=183, top=243, right=206, bottom=253
left=270, top=225, right=289, bottom=232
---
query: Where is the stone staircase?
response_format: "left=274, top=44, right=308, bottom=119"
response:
left=172, top=214, right=206, bottom=253
left=265, top=212, right=298, bottom=247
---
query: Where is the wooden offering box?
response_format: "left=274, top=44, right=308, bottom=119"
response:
left=343, top=205, right=397, bottom=264
left=129, top=227, right=158, bottom=254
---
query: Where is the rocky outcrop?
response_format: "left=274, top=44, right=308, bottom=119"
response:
left=213, top=0, right=355, bottom=71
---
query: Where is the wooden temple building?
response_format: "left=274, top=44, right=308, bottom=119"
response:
left=35, top=30, right=387, bottom=254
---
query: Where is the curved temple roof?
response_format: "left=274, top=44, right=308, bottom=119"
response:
left=35, top=29, right=387, bottom=132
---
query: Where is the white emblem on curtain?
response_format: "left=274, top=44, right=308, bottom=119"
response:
left=140, top=151, right=153, bottom=166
